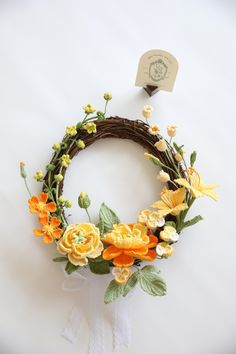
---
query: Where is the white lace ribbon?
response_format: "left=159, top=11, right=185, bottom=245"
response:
left=61, top=267, right=131, bottom=353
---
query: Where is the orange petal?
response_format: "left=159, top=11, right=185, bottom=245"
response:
left=124, top=247, right=148, bottom=257
left=39, top=192, right=48, bottom=203
left=139, top=249, right=157, bottom=261
left=147, top=234, right=158, bottom=248
left=103, top=245, right=122, bottom=260
left=52, top=228, right=63, bottom=239
left=50, top=216, right=61, bottom=228
left=43, top=234, right=53, bottom=244
left=46, top=202, right=57, bottom=213
left=113, top=254, right=134, bottom=267
left=33, top=228, right=44, bottom=236
left=39, top=214, right=49, bottom=226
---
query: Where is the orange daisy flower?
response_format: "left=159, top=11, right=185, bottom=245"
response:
left=28, top=192, right=56, bottom=217
left=34, top=215, right=63, bottom=244
left=102, top=223, right=158, bottom=267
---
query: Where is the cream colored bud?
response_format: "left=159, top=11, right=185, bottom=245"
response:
left=142, top=105, right=154, bottom=119
left=175, top=152, right=183, bottom=162
left=167, top=124, right=177, bottom=137
left=155, top=139, right=167, bottom=152
left=158, top=170, right=170, bottom=182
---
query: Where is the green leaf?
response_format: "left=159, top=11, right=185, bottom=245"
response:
left=96, top=218, right=105, bottom=236
left=104, top=280, right=125, bottom=304
left=123, top=272, right=138, bottom=297
left=173, top=142, right=184, bottom=156
left=52, top=256, right=68, bottom=262
left=190, top=151, right=197, bottom=167
left=150, top=156, right=162, bottom=167
left=137, top=266, right=167, bottom=296
left=99, top=203, right=120, bottom=232
left=182, top=215, right=203, bottom=229
left=65, top=261, right=79, bottom=274
left=88, top=257, right=110, bottom=274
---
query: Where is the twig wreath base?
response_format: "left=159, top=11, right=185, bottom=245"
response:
left=21, top=95, right=217, bottom=303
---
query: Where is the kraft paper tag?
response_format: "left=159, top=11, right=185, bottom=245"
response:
left=135, top=49, right=178, bottom=92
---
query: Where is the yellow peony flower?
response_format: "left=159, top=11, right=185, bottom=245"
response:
left=152, top=186, right=188, bottom=217
left=156, top=242, right=174, bottom=257
left=57, top=223, right=103, bottom=266
left=175, top=167, right=217, bottom=201
left=148, top=124, right=160, bottom=135
left=138, top=209, right=165, bottom=229
left=66, top=125, right=77, bottom=136
left=160, top=225, right=179, bottom=242
left=102, top=223, right=158, bottom=267
left=112, top=267, right=132, bottom=284
left=84, top=122, right=97, bottom=134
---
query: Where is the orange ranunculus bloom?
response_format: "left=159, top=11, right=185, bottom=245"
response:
left=34, top=215, right=63, bottom=244
left=28, top=192, right=56, bottom=217
left=102, top=223, right=158, bottom=267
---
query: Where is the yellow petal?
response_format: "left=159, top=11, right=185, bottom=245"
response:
left=174, top=178, right=191, bottom=189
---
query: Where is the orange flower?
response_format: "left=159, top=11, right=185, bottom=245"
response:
left=102, top=223, right=158, bottom=267
left=28, top=192, right=56, bottom=217
left=34, top=215, right=63, bottom=244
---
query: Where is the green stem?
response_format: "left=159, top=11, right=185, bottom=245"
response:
left=85, top=208, right=91, bottom=222
left=104, top=100, right=108, bottom=115
left=24, top=178, right=31, bottom=197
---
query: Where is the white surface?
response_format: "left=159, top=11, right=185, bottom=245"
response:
left=0, top=1, right=236, bottom=353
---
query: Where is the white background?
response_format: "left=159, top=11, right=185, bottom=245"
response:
left=0, top=1, right=236, bottom=353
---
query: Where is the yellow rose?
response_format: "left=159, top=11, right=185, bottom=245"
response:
left=112, top=267, right=132, bottom=284
left=57, top=223, right=103, bottom=266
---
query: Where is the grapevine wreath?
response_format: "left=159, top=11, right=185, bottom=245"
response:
left=21, top=93, right=217, bottom=304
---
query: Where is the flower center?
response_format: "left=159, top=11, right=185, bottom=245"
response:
left=38, top=202, right=45, bottom=211
left=73, top=232, right=85, bottom=244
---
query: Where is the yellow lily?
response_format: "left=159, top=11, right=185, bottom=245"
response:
left=151, top=187, right=188, bottom=217
left=175, top=168, right=217, bottom=201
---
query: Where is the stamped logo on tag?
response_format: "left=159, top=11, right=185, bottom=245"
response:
left=135, top=49, right=178, bottom=92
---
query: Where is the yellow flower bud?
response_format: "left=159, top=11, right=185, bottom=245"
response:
left=142, top=105, right=153, bottom=119
left=65, top=200, right=72, bottom=208
left=104, top=92, right=112, bottom=101
left=155, top=139, right=167, bottom=152
left=148, top=124, right=161, bottom=135
left=58, top=195, right=65, bottom=203
left=175, top=152, right=183, bottom=162
left=158, top=170, right=170, bottom=182
left=52, top=143, right=61, bottom=151
left=54, top=174, right=63, bottom=182
left=33, top=170, right=44, bottom=182
left=167, top=124, right=177, bottom=137
left=76, top=139, right=85, bottom=149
